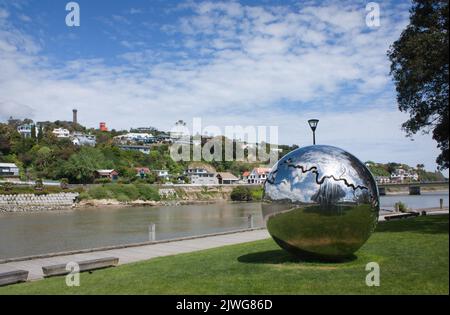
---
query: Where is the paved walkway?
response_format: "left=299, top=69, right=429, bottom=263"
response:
left=0, top=229, right=270, bottom=280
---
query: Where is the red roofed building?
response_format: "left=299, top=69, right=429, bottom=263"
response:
left=248, top=167, right=271, bottom=184
left=242, top=171, right=250, bottom=182
left=95, top=169, right=119, bottom=181
left=136, top=167, right=151, bottom=178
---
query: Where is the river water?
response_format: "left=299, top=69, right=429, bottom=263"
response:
left=0, top=192, right=447, bottom=259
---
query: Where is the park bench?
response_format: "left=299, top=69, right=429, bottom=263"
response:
left=384, top=212, right=420, bottom=221
left=42, top=257, right=119, bottom=278
left=0, top=270, right=29, bottom=286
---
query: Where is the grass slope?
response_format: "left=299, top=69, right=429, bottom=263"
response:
left=0, top=215, right=448, bottom=295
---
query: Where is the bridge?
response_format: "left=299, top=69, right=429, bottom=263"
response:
left=377, top=181, right=448, bottom=195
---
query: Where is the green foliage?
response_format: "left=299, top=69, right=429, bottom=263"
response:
left=388, top=0, right=449, bottom=169
left=87, top=186, right=113, bottom=199
left=0, top=185, right=78, bottom=195
left=230, top=186, right=253, bottom=201
left=395, top=201, right=408, bottom=213
left=250, top=186, right=263, bottom=201
left=94, top=178, right=112, bottom=184
left=83, top=184, right=160, bottom=201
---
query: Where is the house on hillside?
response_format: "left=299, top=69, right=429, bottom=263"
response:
left=17, top=124, right=36, bottom=138
left=184, top=167, right=218, bottom=185
left=52, top=128, right=70, bottom=138
left=135, top=167, right=151, bottom=178
left=242, top=171, right=250, bottom=183
left=95, top=169, right=119, bottom=181
left=154, top=170, right=170, bottom=181
left=72, top=133, right=96, bottom=146
left=390, top=168, right=419, bottom=183
left=114, top=133, right=155, bottom=144
left=375, top=176, right=391, bottom=184
left=248, top=167, right=271, bottom=184
left=216, top=172, right=239, bottom=185
left=0, top=163, right=19, bottom=177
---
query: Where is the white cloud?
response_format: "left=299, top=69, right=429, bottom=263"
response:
left=0, top=1, right=445, bottom=173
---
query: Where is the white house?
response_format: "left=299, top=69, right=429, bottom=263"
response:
left=52, top=128, right=70, bottom=138
left=390, top=168, right=419, bottom=183
left=72, top=133, right=96, bottom=146
left=0, top=163, right=19, bottom=177
left=247, top=167, right=271, bottom=184
left=375, top=176, right=391, bottom=184
left=185, top=168, right=218, bottom=185
left=17, top=124, right=35, bottom=138
left=114, top=133, right=154, bottom=144
left=154, top=170, right=170, bottom=180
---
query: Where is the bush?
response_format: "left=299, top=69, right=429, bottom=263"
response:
left=60, top=178, right=69, bottom=189
left=94, top=178, right=112, bottom=184
left=395, top=201, right=408, bottom=213
left=86, top=183, right=160, bottom=201
left=88, top=186, right=112, bottom=199
left=78, top=192, right=91, bottom=200
left=116, top=193, right=130, bottom=202
left=231, top=186, right=253, bottom=201
left=250, top=187, right=263, bottom=201
left=34, top=178, right=44, bottom=191
left=135, top=184, right=160, bottom=201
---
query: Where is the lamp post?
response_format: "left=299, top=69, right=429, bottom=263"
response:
left=308, top=119, right=319, bottom=145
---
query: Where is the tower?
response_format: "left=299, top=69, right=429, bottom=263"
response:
left=73, top=109, right=78, bottom=125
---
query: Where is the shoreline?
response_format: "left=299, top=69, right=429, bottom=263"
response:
left=75, top=198, right=232, bottom=209
left=1, top=190, right=448, bottom=213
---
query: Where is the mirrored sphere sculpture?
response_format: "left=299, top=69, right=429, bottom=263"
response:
left=262, top=145, right=379, bottom=259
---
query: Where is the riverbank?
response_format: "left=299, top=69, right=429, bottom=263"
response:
left=1, top=215, right=447, bottom=294
left=76, top=198, right=229, bottom=208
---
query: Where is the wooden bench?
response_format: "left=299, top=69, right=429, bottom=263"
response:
left=42, top=257, right=119, bottom=278
left=384, top=212, right=420, bottom=221
left=0, top=270, right=29, bottom=286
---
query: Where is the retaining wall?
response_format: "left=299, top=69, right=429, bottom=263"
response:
left=0, top=193, right=79, bottom=212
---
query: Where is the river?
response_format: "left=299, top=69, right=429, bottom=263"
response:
left=0, top=192, right=447, bottom=259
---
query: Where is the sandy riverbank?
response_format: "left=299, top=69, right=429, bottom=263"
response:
left=75, top=198, right=227, bottom=208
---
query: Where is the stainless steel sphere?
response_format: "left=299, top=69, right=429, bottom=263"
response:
left=262, top=145, right=379, bottom=259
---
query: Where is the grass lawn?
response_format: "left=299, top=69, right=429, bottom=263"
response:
left=0, top=215, right=448, bottom=295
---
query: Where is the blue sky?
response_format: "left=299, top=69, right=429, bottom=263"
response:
left=0, top=0, right=446, bottom=173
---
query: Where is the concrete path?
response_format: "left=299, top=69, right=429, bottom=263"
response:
left=0, top=228, right=270, bottom=281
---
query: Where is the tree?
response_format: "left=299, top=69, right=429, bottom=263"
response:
left=37, top=125, right=43, bottom=142
left=30, top=125, right=36, bottom=140
left=388, top=0, right=449, bottom=169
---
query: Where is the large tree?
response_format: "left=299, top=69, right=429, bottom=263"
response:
left=388, top=0, right=449, bottom=169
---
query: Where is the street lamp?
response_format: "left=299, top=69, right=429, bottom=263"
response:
left=308, top=119, right=319, bottom=145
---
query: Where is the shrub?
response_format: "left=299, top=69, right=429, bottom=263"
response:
left=116, top=193, right=130, bottom=202
left=135, top=184, right=160, bottom=201
left=88, top=186, right=112, bottom=199
left=1, top=182, right=13, bottom=192
left=94, top=178, right=111, bottom=184
left=34, top=178, right=44, bottom=191
left=231, top=186, right=253, bottom=201
left=395, top=201, right=408, bottom=213
left=60, top=178, right=69, bottom=190
left=250, top=187, right=263, bottom=201
left=78, top=192, right=91, bottom=200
